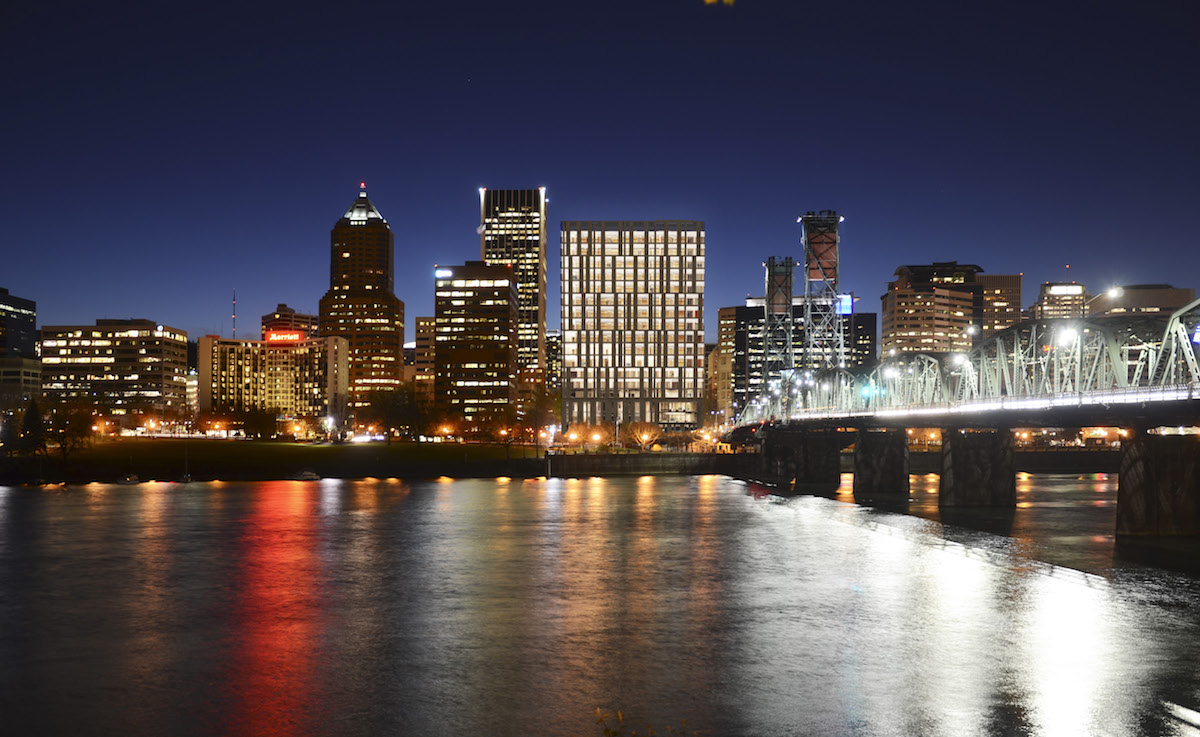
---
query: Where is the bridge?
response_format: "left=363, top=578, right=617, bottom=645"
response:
left=726, top=298, right=1200, bottom=537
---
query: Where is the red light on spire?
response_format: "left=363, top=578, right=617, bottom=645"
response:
left=360, top=181, right=366, bottom=188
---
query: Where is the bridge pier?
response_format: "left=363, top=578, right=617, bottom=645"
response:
left=853, top=429, right=909, bottom=495
left=758, top=428, right=845, bottom=493
left=939, top=429, right=1015, bottom=507
left=1117, top=431, right=1200, bottom=536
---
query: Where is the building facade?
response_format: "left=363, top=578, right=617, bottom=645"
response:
left=433, top=262, right=518, bottom=424
left=1087, top=284, right=1196, bottom=317
left=198, top=333, right=349, bottom=422
left=413, top=316, right=436, bottom=399
left=318, top=185, right=405, bottom=407
left=978, top=273, right=1023, bottom=336
left=479, top=188, right=547, bottom=395
left=561, top=220, right=705, bottom=430
left=881, top=262, right=983, bottom=356
left=0, top=287, right=40, bottom=408
left=545, top=330, right=562, bottom=393
left=1029, top=282, right=1088, bottom=320
left=40, top=319, right=188, bottom=418
left=262, top=303, right=319, bottom=339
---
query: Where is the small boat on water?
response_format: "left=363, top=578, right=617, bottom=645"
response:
left=290, top=470, right=320, bottom=481
left=118, top=474, right=140, bottom=485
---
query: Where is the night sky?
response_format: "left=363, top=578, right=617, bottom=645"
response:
left=3, top=0, right=1197, bottom=344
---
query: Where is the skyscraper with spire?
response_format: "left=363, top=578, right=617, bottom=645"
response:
left=319, top=184, right=405, bottom=408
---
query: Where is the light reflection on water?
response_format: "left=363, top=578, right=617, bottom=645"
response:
left=1, top=475, right=1199, bottom=736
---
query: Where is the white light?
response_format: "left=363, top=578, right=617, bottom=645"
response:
left=435, top=269, right=453, bottom=278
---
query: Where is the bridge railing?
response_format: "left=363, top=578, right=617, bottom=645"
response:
left=774, top=382, right=1199, bottom=423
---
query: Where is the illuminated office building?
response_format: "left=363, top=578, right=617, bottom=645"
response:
left=881, top=262, right=983, bottom=355
left=1029, top=282, right=1088, bottom=320
left=198, top=333, right=348, bottom=421
left=978, top=273, right=1023, bottom=336
left=40, top=319, right=188, bottom=417
left=479, top=187, right=547, bottom=394
left=545, top=330, right=562, bottom=393
left=561, top=220, right=705, bottom=430
left=262, top=303, right=318, bottom=339
left=318, top=185, right=405, bottom=407
left=433, top=262, right=518, bottom=422
left=0, top=287, right=39, bottom=407
left=413, top=316, right=436, bottom=399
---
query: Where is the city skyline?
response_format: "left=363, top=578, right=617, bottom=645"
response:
left=3, top=1, right=1197, bottom=343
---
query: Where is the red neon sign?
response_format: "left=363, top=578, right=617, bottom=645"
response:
left=266, top=331, right=303, bottom=342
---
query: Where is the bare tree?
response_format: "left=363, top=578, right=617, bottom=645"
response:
left=623, top=421, right=663, bottom=451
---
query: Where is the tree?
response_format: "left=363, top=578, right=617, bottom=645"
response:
left=20, top=398, right=45, bottom=456
left=523, top=384, right=561, bottom=432
left=240, top=409, right=279, bottom=439
left=46, top=402, right=93, bottom=461
left=0, top=412, right=18, bottom=455
left=623, top=421, right=663, bottom=451
left=359, top=382, right=433, bottom=440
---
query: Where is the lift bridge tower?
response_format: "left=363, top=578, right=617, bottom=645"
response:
left=754, top=212, right=844, bottom=420
left=799, top=210, right=845, bottom=375
left=763, top=256, right=796, bottom=399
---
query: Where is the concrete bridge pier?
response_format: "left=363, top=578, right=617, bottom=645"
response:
left=853, top=429, right=909, bottom=495
left=1117, top=431, right=1200, bottom=536
left=758, top=428, right=845, bottom=493
left=939, top=428, right=1015, bottom=507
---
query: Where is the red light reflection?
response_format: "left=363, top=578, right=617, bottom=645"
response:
left=223, top=482, right=320, bottom=737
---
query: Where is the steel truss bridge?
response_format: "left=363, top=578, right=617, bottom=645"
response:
left=735, top=298, right=1200, bottom=429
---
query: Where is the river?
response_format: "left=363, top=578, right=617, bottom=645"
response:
left=2, top=474, right=1199, bottom=736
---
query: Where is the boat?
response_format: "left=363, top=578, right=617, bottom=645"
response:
left=118, top=474, right=140, bottom=485
left=290, top=470, right=320, bottom=481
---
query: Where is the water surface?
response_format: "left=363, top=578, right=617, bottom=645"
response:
left=2, top=475, right=1199, bottom=736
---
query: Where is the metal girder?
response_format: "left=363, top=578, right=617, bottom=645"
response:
left=733, top=310, right=1200, bottom=426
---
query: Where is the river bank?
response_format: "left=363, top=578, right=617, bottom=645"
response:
left=0, top=437, right=1123, bottom=485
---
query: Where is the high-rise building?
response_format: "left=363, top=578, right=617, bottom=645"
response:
left=319, top=185, right=405, bottom=408
left=0, top=287, right=40, bottom=408
left=198, top=333, right=349, bottom=424
left=262, top=303, right=318, bottom=339
left=413, top=316, right=436, bottom=399
left=561, top=220, right=705, bottom=430
left=545, top=330, right=562, bottom=393
left=704, top=342, right=720, bottom=427
left=433, top=261, right=518, bottom=424
left=40, top=319, right=188, bottom=419
left=479, top=188, right=547, bottom=395
left=978, top=274, right=1023, bottom=336
left=1029, top=282, right=1088, bottom=320
left=714, top=298, right=877, bottom=423
left=881, top=261, right=983, bottom=356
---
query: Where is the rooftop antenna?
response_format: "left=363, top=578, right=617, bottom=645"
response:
left=232, top=289, right=237, bottom=339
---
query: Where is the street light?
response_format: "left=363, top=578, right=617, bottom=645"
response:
left=1086, top=286, right=1124, bottom=316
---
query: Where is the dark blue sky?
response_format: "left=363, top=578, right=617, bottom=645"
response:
left=3, top=0, right=1197, bottom=343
